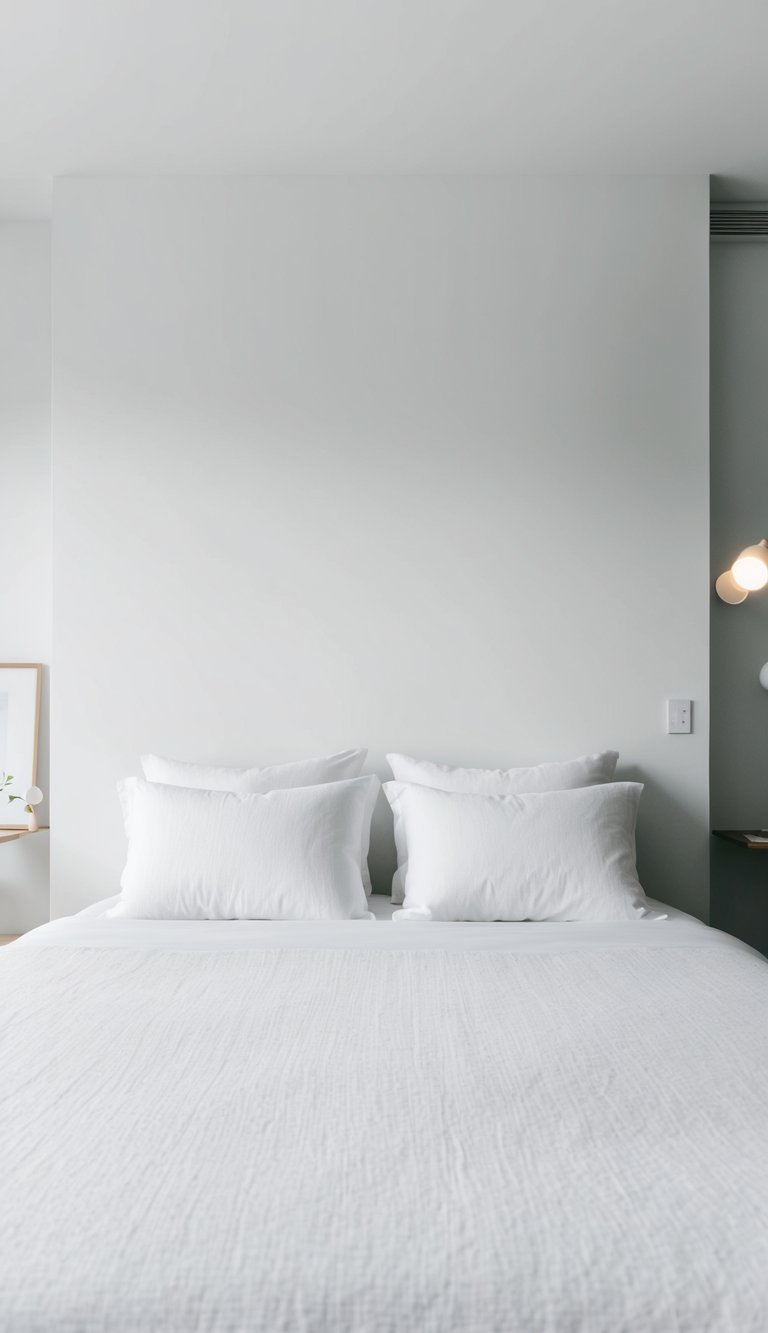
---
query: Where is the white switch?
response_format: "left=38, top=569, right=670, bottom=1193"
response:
left=667, top=699, right=692, bottom=734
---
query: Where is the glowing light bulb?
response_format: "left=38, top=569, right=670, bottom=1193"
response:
left=732, top=543, right=768, bottom=591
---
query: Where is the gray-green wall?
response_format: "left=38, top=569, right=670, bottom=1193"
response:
left=711, top=239, right=768, bottom=950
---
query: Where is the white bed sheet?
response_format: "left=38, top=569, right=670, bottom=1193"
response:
left=15, top=891, right=703, bottom=953
left=2, top=894, right=767, bottom=1332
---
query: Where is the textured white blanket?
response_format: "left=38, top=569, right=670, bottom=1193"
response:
left=1, top=916, right=767, bottom=1331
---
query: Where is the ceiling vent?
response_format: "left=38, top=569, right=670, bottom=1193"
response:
left=711, top=206, right=768, bottom=239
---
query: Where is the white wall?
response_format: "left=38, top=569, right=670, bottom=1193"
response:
left=0, top=223, right=51, bottom=932
left=52, top=177, right=710, bottom=917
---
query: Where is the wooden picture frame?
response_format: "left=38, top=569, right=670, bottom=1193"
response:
left=0, top=664, right=42, bottom=829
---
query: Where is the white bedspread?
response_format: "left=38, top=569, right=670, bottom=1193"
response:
left=1, top=901, right=767, bottom=1331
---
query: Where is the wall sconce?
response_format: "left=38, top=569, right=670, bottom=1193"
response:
left=715, top=540, right=768, bottom=603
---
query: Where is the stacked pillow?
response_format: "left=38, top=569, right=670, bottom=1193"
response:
left=140, top=748, right=375, bottom=893
left=115, top=748, right=378, bottom=921
left=385, top=750, right=649, bottom=921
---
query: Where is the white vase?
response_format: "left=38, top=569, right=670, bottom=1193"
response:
left=27, top=810, right=38, bottom=832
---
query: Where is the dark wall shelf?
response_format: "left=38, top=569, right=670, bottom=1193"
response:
left=712, top=830, right=768, bottom=851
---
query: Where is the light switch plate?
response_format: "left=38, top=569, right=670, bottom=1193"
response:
left=667, top=699, right=692, bottom=734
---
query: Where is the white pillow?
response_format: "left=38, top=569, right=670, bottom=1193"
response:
left=114, top=775, right=380, bottom=921
left=141, top=748, right=366, bottom=793
left=386, top=751, right=619, bottom=902
left=387, top=750, right=618, bottom=794
left=383, top=780, right=648, bottom=922
left=141, top=748, right=374, bottom=893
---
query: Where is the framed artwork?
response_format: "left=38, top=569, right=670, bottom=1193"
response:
left=0, top=664, right=42, bottom=829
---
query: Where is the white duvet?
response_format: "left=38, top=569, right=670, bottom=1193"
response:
left=1, top=899, right=767, bottom=1331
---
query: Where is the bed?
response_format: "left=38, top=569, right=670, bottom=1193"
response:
left=1, top=896, right=767, bottom=1331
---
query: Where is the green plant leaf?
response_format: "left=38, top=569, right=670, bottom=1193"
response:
left=7, top=794, right=22, bottom=802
